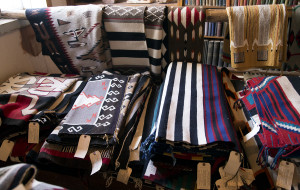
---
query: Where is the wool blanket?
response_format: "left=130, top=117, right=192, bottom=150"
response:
left=168, top=7, right=205, bottom=63
left=26, top=5, right=110, bottom=77
left=283, top=5, right=300, bottom=71
left=155, top=62, right=239, bottom=148
left=103, top=6, right=150, bottom=72
left=0, top=73, right=79, bottom=143
left=244, top=76, right=300, bottom=168
left=227, top=5, right=288, bottom=69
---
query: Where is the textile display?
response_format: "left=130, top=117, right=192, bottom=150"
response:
left=155, top=62, right=239, bottom=148
left=243, top=76, right=300, bottom=168
left=103, top=6, right=150, bottom=71
left=283, top=5, right=300, bottom=71
left=168, top=7, right=205, bottom=63
left=0, top=163, right=66, bottom=190
left=145, top=6, right=166, bottom=78
left=0, top=73, right=79, bottom=143
left=26, top=5, right=110, bottom=76
left=226, top=5, right=288, bottom=69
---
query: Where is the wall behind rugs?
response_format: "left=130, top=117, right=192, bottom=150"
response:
left=0, top=26, right=60, bottom=83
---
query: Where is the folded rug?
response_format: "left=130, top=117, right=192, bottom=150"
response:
left=155, top=62, right=239, bottom=148
left=227, top=5, right=288, bottom=70
left=26, top=5, right=110, bottom=76
left=0, top=73, right=79, bottom=143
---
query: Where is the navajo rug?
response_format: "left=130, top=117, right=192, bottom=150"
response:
left=58, top=71, right=135, bottom=138
left=245, top=76, right=300, bottom=168
left=168, top=7, right=205, bottom=63
left=155, top=62, right=239, bottom=148
left=145, top=6, right=166, bottom=79
left=283, top=5, right=300, bottom=71
left=0, top=73, right=79, bottom=143
left=113, top=75, right=152, bottom=170
left=26, top=5, right=110, bottom=77
left=227, top=5, right=288, bottom=69
left=103, top=6, right=150, bottom=72
left=39, top=126, right=113, bottom=170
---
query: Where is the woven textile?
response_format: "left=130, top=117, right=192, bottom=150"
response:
left=243, top=76, right=300, bottom=168
left=39, top=126, right=112, bottom=170
left=284, top=5, right=300, bottom=71
left=168, top=7, right=205, bottom=63
left=226, top=5, right=288, bottom=69
left=0, top=73, right=79, bottom=142
left=155, top=62, right=239, bottom=147
left=103, top=6, right=150, bottom=71
left=26, top=5, right=110, bottom=77
left=145, top=6, right=166, bottom=78
left=58, top=71, right=138, bottom=139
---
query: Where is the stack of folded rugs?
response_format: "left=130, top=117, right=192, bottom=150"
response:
left=141, top=62, right=241, bottom=189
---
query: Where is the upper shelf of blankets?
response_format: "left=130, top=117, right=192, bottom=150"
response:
left=0, top=73, right=80, bottom=133
left=153, top=62, right=240, bottom=159
left=57, top=71, right=147, bottom=146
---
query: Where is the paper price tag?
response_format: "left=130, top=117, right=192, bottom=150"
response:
left=224, top=151, right=241, bottom=176
left=74, top=135, right=91, bottom=159
left=117, top=167, right=132, bottom=185
left=276, top=161, right=295, bottom=190
left=90, top=151, right=102, bottom=175
left=197, top=162, right=211, bottom=190
left=12, top=184, right=26, bottom=190
left=0, top=140, right=15, bottom=161
left=28, top=122, right=39, bottom=144
left=239, top=168, right=255, bottom=185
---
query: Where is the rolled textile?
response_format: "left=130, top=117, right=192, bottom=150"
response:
left=226, top=5, right=288, bottom=70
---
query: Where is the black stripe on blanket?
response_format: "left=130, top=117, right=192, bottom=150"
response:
left=107, top=32, right=146, bottom=41
left=111, top=50, right=149, bottom=58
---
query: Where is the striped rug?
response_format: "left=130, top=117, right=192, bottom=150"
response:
left=103, top=6, right=150, bottom=71
left=155, top=62, right=239, bottom=147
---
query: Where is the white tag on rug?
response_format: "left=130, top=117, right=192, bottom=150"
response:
left=0, top=140, right=15, bottom=161
left=90, top=151, right=102, bottom=175
left=117, top=167, right=132, bottom=185
left=197, top=162, right=211, bottom=189
left=28, top=122, right=39, bottom=144
left=243, top=124, right=260, bottom=142
left=224, top=151, right=241, bottom=176
left=74, top=135, right=91, bottom=159
left=276, top=160, right=295, bottom=190
left=215, top=179, right=237, bottom=190
left=239, top=168, right=255, bottom=185
left=12, top=184, right=26, bottom=190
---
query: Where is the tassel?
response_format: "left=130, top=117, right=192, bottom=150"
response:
left=176, top=30, right=179, bottom=40
left=198, top=52, right=201, bottom=62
